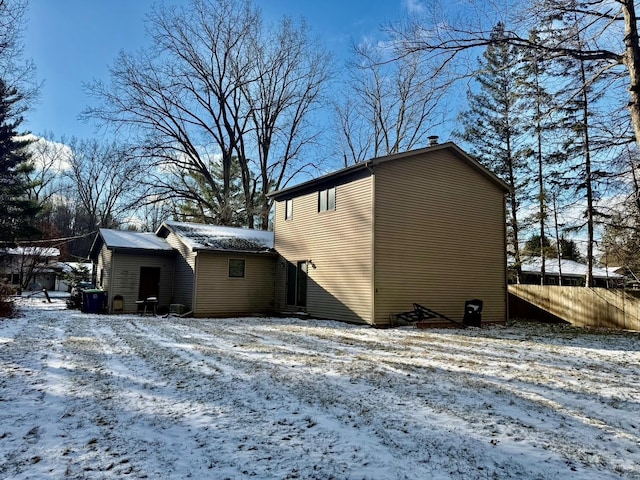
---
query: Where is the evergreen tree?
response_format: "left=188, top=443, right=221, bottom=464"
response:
left=523, top=234, right=557, bottom=259
left=550, top=12, right=610, bottom=287
left=457, top=23, right=528, bottom=280
left=173, top=156, right=250, bottom=226
left=558, top=236, right=584, bottom=263
left=519, top=28, right=561, bottom=284
left=0, top=78, right=40, bottom=245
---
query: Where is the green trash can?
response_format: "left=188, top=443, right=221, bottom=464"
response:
left=82, top=289, right=106, bottom=313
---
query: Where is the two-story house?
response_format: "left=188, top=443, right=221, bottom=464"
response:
left=89, top=142, right=510, bottom=325
left=269, top=142, right=510, bottom=326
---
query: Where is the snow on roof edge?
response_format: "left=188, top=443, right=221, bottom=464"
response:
left=162, top=221, right=274, bottom=252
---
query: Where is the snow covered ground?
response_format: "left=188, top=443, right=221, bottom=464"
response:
left=1, top=294, right=640, bottom=479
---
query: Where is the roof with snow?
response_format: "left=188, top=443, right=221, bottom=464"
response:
left=56, top=261, right=92, bottom=274
left=1, top=247, right=60, bottom=257
left=89, top=229, right=174, bottom=259
left=520, top=257, right=623, bottom=279
left=158, top=221, right=274, bottom=253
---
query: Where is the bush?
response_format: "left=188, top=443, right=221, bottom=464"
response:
left=0, top=280, right=15, bottom=317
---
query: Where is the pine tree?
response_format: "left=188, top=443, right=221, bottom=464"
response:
left=0, top=78, right=40, bottom=245
left=549, top=12, right=610, bottom=287
left=457, top=23, right=528, bottom=281
left=519, top=29, right=559, bottom=284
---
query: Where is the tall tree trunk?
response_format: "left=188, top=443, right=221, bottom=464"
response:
left=622, top=0, right=640, bottom=146
left=533, top=56, right=546, bottom=284
left=506, top=135, right=522, bottom=284
left=579, top=58, right=595, bottom=287
left=553, top=193, right=563, bottom=286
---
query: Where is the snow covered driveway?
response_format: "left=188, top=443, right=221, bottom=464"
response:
left=1, top=296, right=640, bottom=479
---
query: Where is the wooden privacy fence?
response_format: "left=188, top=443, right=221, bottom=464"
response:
left=509, top=285, right=640, bottom=331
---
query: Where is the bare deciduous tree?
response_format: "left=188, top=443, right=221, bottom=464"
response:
left=0, top=0, right=37, bottom=101
left=84, top=0, right=330, bottom=229
left=243, top=16, right=331, bottom=229
left=26, top=134, right=71, bottom=205
left=64, top=138, right=143, bottom=230
left=336, top=40, right=446, bottom=165
left=389, top=0, right=640, bottom=147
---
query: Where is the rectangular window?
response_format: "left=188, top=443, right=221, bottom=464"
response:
left=285, top=199, right=293, bottom=220
left=228, top=259, right=246, bottom=278
left=318, top=187, right=336, bottom=212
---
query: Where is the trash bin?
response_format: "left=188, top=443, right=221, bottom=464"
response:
left=463, top=299, right=483, bottom=327
left=82, top=289, right=106, bottom=313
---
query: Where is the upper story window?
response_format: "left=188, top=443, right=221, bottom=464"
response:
left=285, top=199, right=293, bottom=220
left=318, top=186, right=336, bottom=212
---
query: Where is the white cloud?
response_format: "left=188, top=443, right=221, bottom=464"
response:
left=25, top=135, right=73, bottom=173
left=402, top=0, right=426, bottom=14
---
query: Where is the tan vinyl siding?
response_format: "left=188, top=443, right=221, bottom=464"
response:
left=273, top=175, right=373, bottom=324
left=108, top=252, right=174, bottom=314
left=96, top=246, right=112, bottom=293
left=373, top=150, right=507, bottom=325
left=164, top=232, right=196, bottom=309
left=193, top=253, right=275, bottom=317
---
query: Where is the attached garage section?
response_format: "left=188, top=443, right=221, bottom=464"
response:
left=108, top=252, right=175, bottom=314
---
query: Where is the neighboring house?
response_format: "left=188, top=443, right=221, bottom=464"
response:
left=0, top=246, right=60, bottom=291
left=269, top=142, right=511, bottom=326
left=55, top=261, right=93, bottom=292
left=89, top=229, right=177, bottom=314
left=518, top=257, right=625, bottom=288
left=89, top=221, right=276, bottom=316
left=155, top=221, right=276, bottom=317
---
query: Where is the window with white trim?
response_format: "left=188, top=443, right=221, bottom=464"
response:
left=318, top=186, right=336, bottom=212
left=285, top=199, right=293, bottom=220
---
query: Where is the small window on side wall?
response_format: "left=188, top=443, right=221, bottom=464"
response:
left=228, top=259, right=245, bottom=278
left=318, top=186, right=336, bottom=212
left=285, top=199, right=293, bottom=220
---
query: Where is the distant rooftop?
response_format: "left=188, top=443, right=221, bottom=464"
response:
left=520, top=257, right=623, bottom=279
left=2, top=247, right=60, bottom=257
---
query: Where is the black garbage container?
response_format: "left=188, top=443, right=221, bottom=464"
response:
left=463, top=299, right=483, bottom=327
left=82, top=289, right=106, bottom=313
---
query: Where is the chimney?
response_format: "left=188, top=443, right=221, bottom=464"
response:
left=428, top=135, right=439, bottom=146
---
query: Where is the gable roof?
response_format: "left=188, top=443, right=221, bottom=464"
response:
left=268, top=142, right=511, bottom=200
left=157, top=221, right=275, bottom=254
left=89, top=229, right=174, bottom=259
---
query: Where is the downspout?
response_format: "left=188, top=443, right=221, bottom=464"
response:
left=108, top=247, right=115, bottom=314
left=192, top=251, right=198, bottom=316
left=503, top=192, right=510, bottom=323
left=368, top=162, right=376, bottom=326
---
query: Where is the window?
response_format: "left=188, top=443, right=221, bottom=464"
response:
left=228, top=259, right=245, bottom=278
left=318, top=186, right=336, bottom=212
left=285, top=199, right=293, bottom=220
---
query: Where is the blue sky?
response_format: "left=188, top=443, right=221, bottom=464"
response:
left=22, top=0, right=417, bottom=140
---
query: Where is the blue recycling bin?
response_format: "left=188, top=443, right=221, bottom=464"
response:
left=82, top=289, right=106, bottom=313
